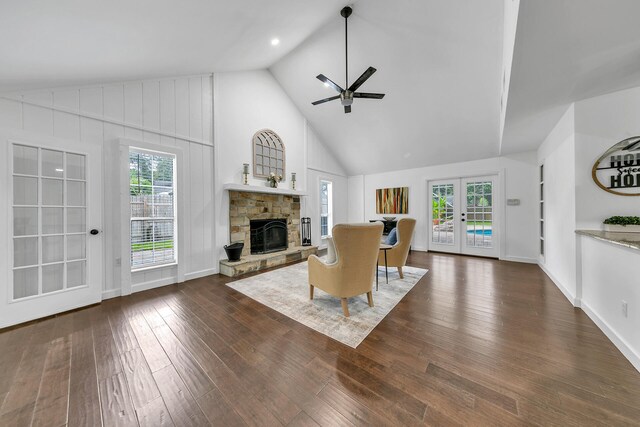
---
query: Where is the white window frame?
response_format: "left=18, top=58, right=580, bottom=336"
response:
left=320, top=179, right=333, bottom=238
left=118, top=138, right=185, bottom=296
left=128, top=147, right=177, bottom=271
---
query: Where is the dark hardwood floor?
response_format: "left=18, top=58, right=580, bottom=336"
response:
left=1, top=251, right=640, bottom=426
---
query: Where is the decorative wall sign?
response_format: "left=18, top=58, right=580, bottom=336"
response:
left=376, top=187, right=409, bottom=214
left=592, top=136, right=640, bottom=196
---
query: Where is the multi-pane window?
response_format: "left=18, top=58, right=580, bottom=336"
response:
left=129, top=149, right=176, bottom=270
left=11, top=144, right=87, bottom=300
left=465, top=181, right=493, bottom=248
left=320, top=180, right=333, bottom=238
left=432, top=184, right=454, bottom=245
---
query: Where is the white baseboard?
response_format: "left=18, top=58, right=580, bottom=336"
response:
left=101, top=268, right=218, bottom=300
left=501, top=256, right=538, bottom=264
left=538, top=263, right=579, bottom=306
left=581, top=302, right=640, bottom=373
left=132, top=277, right=177, bottom=294
left=410, top=246, right=428, bottom=252
left=184, top=267, right=218, bottom=281
left=102, top=289, right=122, bottom=300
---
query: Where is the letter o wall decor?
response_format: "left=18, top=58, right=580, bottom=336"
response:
left=252, top=129, right=285, bottom=179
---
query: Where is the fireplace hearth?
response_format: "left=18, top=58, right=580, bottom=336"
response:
left=250, top=219, right=288, bottom=254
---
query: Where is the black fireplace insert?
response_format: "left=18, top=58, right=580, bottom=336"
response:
left=250, top=219, right=288, bottom=254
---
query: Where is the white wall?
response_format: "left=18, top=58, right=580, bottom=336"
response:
left=539, top=89, right=640, bottom=303
left=213, top=70, right=347, bottom=257
left=574, top=87, right=640, bottom=229
left=537, top=89, right=640, bottom=372
left=307, top=126, right=346, bottom=176
left=0, top=68, right=344, bottom=308
left=537, top=104, right=577, bottom=302
left=0, top=75, right=215, bottom=299
left=348, top=175, right=365, bottom=223
left=355, top=153, right=538, bottom=261
left=214, top=70, right=307, bottom=260
left=580, top=237, right=640, bottom=372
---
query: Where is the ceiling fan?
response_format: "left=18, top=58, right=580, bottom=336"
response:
left=311, top=6, right=385, bottom=114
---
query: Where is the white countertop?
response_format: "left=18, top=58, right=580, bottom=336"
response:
left=576, top=230, right=640, bottom=252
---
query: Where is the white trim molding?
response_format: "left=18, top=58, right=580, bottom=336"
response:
left=501, top=256, right=538, bottom=264
left=581, top=302, right=640, bottom=373
left=102, top=289, right=122, bottom=300
left=184, top=268, right=218, bottom=281
left=119, top=138, right=186, bottom=296
left=538, top=262, right=580, bottom=307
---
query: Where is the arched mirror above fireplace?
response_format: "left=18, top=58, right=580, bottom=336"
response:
left=252, top=129, right=285, bottom=179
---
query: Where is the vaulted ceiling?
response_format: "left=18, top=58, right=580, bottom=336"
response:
left=270, top=1, right=504, bottom=175
left=501, top=0, right=640, bottom=155
left=0, top=0, right=346, bottom=91
left=3, top=1, right=640, bottom=175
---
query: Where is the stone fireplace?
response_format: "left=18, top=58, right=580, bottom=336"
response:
left=221, top=187, right=317, bottom=277
left=228, top=190, right=301, bottom=257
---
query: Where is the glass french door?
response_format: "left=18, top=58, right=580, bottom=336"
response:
left=429, top=175, right=499, bottom=257
left=1, top=131, right=102, bottom=328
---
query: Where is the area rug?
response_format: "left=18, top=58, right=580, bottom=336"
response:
left=226, top=261, right=428, bottom=348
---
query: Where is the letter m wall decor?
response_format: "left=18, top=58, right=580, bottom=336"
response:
left=376, top=187, right=409, bottom=214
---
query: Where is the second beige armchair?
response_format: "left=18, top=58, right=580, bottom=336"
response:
left=308, top=223, right=383, bottom=317
left=378, top=218, right=416, bottom=278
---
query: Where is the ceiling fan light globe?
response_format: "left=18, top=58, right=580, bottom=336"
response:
left=341, top=98, right=353, bottom=106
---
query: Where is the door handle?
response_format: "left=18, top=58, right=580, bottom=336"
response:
left=90, top=229, right=100, bottom=235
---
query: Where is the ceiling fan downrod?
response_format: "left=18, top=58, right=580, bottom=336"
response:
left=341, top=6, right=352, bottom=89
left=311, top=5, right=385, bottom=113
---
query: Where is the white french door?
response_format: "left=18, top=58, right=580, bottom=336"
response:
left=1, top=130, right=103, bottom=328
left=428, top=175, right=499, bottom=258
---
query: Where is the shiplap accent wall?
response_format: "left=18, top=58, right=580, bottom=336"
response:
left=0, top=75, right=215, bottom=297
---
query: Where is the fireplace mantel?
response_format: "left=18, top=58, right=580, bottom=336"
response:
left=223, top=183, right=308, bottom=197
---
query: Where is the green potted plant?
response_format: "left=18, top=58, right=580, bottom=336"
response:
left=603, top=216, right=640, bottom=233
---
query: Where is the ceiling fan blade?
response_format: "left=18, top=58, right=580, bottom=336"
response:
left=316, top=74, right=344, bottom=93
left=311, top=95, right=340, bottom=105
left=344, top=105, right=351, bottom=114
left=353, top=92, right=385, bottom=99
left=348, top=67, right=377, bottom=92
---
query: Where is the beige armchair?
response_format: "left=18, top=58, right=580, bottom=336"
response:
left=308, top=223, right=383, bottom=317
left=378, top=218, right=416, bottom=278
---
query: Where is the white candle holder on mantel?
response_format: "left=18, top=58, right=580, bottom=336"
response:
left=242, top=163, right=249, bottom=185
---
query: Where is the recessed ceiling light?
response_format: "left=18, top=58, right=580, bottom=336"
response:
left=271, top=38, right=280, bottom=46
